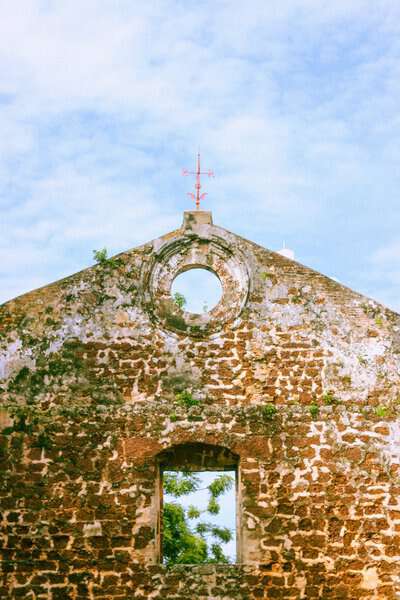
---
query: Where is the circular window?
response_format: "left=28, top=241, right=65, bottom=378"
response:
left=144, top=231, right=250, bottom=337
left=171, top=268, right=223, bottom=314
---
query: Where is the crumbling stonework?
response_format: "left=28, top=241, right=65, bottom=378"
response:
left=1, top=211, right=400, bottom=599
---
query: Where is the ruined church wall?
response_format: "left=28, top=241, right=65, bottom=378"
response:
left=1, top=215, right=400, bottom=598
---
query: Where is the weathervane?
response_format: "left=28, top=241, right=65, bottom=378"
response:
left=182, top=152, right=214, bottom=210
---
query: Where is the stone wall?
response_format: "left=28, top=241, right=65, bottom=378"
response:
left=1, top=211, right=399, bottom=599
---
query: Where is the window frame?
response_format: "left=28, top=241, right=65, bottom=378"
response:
left=156, top=443, right=241, bottom=565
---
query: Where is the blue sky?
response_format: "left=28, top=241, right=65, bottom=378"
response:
left=172, top=269, right=222, bottom=313
left=1, top=1, right=400, bottom=312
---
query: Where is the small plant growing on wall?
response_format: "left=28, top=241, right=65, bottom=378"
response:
left=309, top=403, right=319, bottom=419
left=262, top=403, right=277, bottom=420
left=93, top=248, right=109, bottom=265
left=375, top=405, right=388, bottom=418
left=323, top=391, right=338, bottom=406
left=175, top=390, right=199, bottom=408
left=260, top=271, right=276, bottom=283
left=93, top=247, right=122, bottom=269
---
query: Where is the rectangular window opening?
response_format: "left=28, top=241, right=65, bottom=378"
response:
left=161, top=469, right=237, bottom=566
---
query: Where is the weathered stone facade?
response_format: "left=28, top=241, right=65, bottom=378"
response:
left=1, top=211, right=400, bottom=599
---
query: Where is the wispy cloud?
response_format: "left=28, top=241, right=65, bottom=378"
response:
left=1, top=1, right=399, bottom=311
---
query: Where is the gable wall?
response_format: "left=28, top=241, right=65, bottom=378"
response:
left=1, top=213, right=399, bottom=599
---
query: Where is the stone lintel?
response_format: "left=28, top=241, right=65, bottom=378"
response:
left=183, top=210, right=213, bottom=228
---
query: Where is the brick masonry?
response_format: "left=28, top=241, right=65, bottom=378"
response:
left=0, top=211, right=399, bottom=599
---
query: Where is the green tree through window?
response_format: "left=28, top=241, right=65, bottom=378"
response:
left=162, top=471, right=235, bottom=565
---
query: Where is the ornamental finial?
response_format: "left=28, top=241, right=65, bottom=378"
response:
left=182, top=152, right=214, bottom=209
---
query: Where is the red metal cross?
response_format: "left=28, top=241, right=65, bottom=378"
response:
left=182, top=153, right=214, bottom=210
